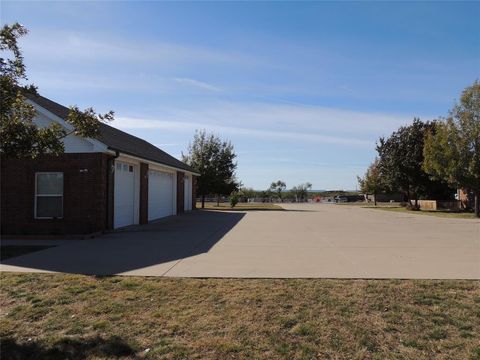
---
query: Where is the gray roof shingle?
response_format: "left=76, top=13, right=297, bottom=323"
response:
left=24, top=92, right=196, bottom=173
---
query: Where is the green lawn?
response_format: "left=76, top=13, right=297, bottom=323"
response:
left=1, top=246, right=55, bottom=261
left=197, top=202, right=284, bottom=211
left=366, top=206, right=477, bottom=219
left=1, top=273, right=479, bottom=359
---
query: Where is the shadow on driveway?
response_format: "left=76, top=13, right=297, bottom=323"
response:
left=1, top=210, right=245, bottom=276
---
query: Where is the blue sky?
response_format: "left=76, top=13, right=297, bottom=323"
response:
left=2, top=1, right=479, bottom=190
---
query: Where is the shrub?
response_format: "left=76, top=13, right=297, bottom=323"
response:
left=229, top=192, right=239, bottom=208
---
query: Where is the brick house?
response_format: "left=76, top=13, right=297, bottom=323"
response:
left=1, top=92, right=198, bottom=235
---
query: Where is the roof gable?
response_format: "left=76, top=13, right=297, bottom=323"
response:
left=24, top=92, right=196, bottom=173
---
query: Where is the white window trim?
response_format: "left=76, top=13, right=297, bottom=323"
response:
left=34, top=172, right=64, bottom=219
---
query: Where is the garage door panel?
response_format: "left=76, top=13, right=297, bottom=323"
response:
left=114, top=161, right=136, bottom=228
left=148, top=170, right=174, bottom=220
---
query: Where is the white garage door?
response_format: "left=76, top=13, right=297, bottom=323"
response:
left=184, top=174, right=192, bottom=211
left=114, top=161, right=136, bottom=228
left=148, top=170, right=174, bottom=220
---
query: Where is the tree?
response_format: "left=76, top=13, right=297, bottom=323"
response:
left=182, top=130, right=239, bottom=208
left=240, top=187, right=257, bottom=201
left=291, top=182, right=312, bottom=202
left=260, top=190, right=272, bottom=203
left=357, top=158, right=384, bottom=206
left=241, top=187, right=256, bottom=199
left=269, top=180, right=286, bottom=202
left=229, top=191, right=240, bottom=208
left=0, top=23, right=114, bottom=159
left=376, top=118, right=453, bottom=209
left=423, top=81, right=480, bottom=217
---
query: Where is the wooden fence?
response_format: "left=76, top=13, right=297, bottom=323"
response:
left=410, top=200, right=462, bottom=211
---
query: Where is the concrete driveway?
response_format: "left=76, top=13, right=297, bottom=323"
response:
left=1, top=204, right=479, bottom=279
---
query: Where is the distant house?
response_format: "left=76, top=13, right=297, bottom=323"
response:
left=1, top=92, right=199, bottom=235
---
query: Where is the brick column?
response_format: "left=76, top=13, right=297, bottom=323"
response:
left=139, top=162, right=149, bottom=224
left=192, top=176, right=197, bottom=209
left=177, top=171, right=185, bottom=214
left=106, top=156, right=116, bottom=230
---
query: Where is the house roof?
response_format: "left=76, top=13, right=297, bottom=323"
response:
left=24, top=92, right=196, bottom=173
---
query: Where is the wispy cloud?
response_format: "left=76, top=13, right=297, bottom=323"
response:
left=21, top=29, right=259, bottom=67
left=173, top=78, right=222, bottom=92
left=111, top=96, right=421, bottom=147
left=115, top=115, right=371, bottom=147
left=117, top=100, right=422, bottom=140
left=28, top=71, right=223, bottom=94
left=153, top=143, right=183, bottom=148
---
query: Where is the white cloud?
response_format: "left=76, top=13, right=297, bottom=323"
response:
left=115, top=100, right=421, bottom=143
left=20, top=29, right=258, bottom=67
left=27, top=71, right=219, bottom=94
left=152, top=143, right=183, bottom=148
left=113, top=113, right=369, bottom=148
left=173, top=78, right=222, bottom=92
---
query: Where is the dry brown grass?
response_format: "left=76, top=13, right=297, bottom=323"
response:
left=1, top=273, right=479, bottom=359
left=367, top=206, right=477, bottom=219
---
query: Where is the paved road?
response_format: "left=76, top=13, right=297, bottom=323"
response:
left=1, top=204, right=479, bottom=279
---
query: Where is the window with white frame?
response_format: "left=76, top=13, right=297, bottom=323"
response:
left=35, top=172, right=63, bottom=219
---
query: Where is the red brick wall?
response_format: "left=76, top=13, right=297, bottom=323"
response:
left=192, top=176, right=197, bottom=209
left=139, top=162, right=149, bottom=224
left=1, top=153, right=110, bottom=235
left=176, top=171, right=184, bottom=214
left=106, top=156, right=115, bottom=230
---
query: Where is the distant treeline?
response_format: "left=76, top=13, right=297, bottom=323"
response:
left=235, top=187, right=359, bottom=202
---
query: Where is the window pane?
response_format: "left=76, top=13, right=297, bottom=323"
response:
left=36, top=196, right=63, bottom=218
left=37, top=173, right=63, bottom=195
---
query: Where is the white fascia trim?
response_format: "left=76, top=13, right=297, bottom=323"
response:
left=148, top=163, right=177, bottom=175
left=27, top=99, right=109, bottom=153
left=113, top=152, right=199, bottom=176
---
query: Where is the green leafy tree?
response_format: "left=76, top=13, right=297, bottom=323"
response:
left=239, top=187, right=257, bottom=201
left=0, top=23, right=114, bottom=159
left=229, top=191, right=240, bottom=208
left=291, top=182, right=312, bottom=202
left=269, top=180, right=286, bottom=202
left=357, top=158, right=384, bottom=206
left=260, top=190, right=272, bottom=203
left=423, top=81, right=480, bottom=217
left=182, top=130, right=239, bottom=208
left=376, top=118, right=453, bottom=209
